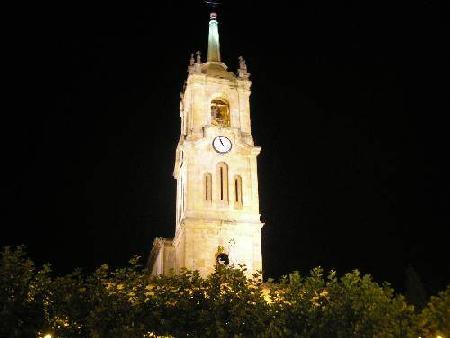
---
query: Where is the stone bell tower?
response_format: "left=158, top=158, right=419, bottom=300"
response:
left=149, top=11, right=263, bottom=277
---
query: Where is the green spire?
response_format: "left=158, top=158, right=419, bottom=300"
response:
left=207, top=12, right=221, bottom=62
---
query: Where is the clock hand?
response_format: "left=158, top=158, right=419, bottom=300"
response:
left=220, top=138, right=224, bottom=146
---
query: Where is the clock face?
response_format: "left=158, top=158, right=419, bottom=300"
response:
left=212, top=136, right=232, bottom=154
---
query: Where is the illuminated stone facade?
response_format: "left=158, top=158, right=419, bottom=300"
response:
left=149, top=12, right=263, bottom=277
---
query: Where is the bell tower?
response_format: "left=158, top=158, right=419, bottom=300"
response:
left=149, top=10, right=263, bottom=277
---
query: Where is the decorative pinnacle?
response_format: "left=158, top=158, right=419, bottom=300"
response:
left=238, top=56, right=250, bottom=79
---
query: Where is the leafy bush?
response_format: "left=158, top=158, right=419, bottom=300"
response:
left=1, top=246, right=448, bottom=337
left=418, top=284, right=449, bottom=337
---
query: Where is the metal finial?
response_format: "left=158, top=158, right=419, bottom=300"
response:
left=204, top=0, right=221, bottom=9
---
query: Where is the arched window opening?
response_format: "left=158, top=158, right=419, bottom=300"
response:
left=211, top=99, right=230, bottom=127
left=216, top=162, right=228, bottom=202
left=205, top=173, right=212, bottom=202
left=234, top=175, right=243, bottom=209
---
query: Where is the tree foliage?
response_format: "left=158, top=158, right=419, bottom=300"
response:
left=1, top=246, right=448, bottom=337
left=0, top=246, right=51, bottom=338
left=418, top=284, right=450, bottom=337
left=265, top=268, right=419, bottom=337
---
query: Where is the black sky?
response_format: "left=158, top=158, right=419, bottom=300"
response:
left=2, top=1, right=449, bottom=295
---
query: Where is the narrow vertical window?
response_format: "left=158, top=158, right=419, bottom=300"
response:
left=178, top=176, right=184, bottom=224
left=205, top=173, right=212, bottom=202
left=220, top=167, right=224, bottom=200
left=234, top=175, right=243, bottom=208
left=181, top=177, right=184, bottom=212
left=216, top=162, right=228, bottom=202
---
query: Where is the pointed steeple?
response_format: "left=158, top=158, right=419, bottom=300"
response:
left=207, top=12, right=221, bottom=62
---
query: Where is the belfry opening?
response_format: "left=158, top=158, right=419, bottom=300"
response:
left=211, top=99, right=230, bottom=127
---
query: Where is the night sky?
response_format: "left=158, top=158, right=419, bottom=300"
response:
left=2, top=1, right=449, bottom=295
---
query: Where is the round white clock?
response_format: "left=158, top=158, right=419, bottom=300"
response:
left=212, top=136, right=232, bottom=154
